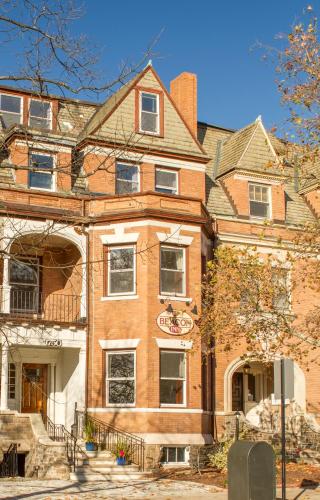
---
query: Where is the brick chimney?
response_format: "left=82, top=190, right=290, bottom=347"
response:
left=170, top=72, right=197, bottom=136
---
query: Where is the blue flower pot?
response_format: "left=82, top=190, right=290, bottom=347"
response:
left=117, top=456, right=126, bottom=465
left=85, top=442, right=96, bottom=451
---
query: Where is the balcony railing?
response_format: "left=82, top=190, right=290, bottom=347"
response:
left=6, top=289, right=85, bottom=325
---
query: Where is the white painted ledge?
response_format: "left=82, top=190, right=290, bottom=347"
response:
left=101, top=295, right=139, bottom=301
left=155, top=338, right=193, bottom=350
left=99, top=339, right=141, bottom=349
left=156, top=232, right=193, bottom=246
left=158, top=295, right=192, bottom=303
left=100, top=233, right=140, bottom=245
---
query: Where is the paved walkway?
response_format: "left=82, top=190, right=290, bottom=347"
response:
left=0, top=479, right=319, bottom=499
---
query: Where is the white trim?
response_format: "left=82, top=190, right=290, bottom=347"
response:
left=90, top=220, right=201, bottom=233
left=217, top=232, right=294, bottom=250
left=155, top=338, right=193, bottom=350
left=255, top=116, right=278, bottom=161
left=107, top=244, right=136, bottom=296
left=99, top=339, right=141, bottom=349
left=118, top=433, right=212, bottom=445
left=160, top=245, right=186, bottom=297
left=80, top=146, right=206, bottom=172
left=87, top=407, right=208, bottom=414
left=160, top=350, right=187, bottom=407
left=139, top=91, right=160, bottom=135
left=100, top=233, right=139, bottom=245
left=15, top=140, right=71, bottom=153
left=101, top=294, right=139, bottom=301
left=158, top=295, right=192, bottom=303
left=156, top=233, right=193, bottom=246
left=248, top=182, right=272, bottom=220
left=234, top=173, right=282, bottom=185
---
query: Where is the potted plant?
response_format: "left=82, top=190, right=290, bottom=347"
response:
left=84, top=419, right=97, bottom=452
left=113, top=440, right=131, bottom=465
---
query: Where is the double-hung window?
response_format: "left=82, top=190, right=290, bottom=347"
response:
left=140, top=92, right=159, bottom=134
left=160, top=246, right=185, bottom=296
left=9, top=257, right=40, bottom=313
left=29, top=99, right=52, bottom=129
left=272, top=268, right=290, bottom=311
left=155, top=168, right=178, bottom=195
left=160, top=351, right=186, bottom=405
left=249, top=183, right=271, bottom=219
left=115, top=163, right=139, bottom=194
left=8, top=363, right=16, bottom=400
left=107, top=246, right=136, bottom=295
left=0, top=94, right=22, bottom=128
left=29, top=152, right=54, bottom=190
left=106, top=351, right=135, bottom=405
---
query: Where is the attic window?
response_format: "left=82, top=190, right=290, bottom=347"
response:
left=29, top=99, right=52, bottom=129
left=140, top=92, right=159, bottom=134
left=0, top=94, right=22, bottom=128
left=249, top=183, right=271, bottom=219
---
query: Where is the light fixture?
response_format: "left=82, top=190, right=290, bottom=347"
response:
left=166, top=303, right=174, bottom=314
left=243, top=363, right=251, bottom=375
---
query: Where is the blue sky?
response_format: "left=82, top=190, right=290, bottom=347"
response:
left=0, top=1, right=312, bottom=131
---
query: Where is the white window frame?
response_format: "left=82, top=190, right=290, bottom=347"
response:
left=160, top=350, right=187, bottom=408
left=9, top=256, right=40, bottom=313
left=28, top=151, right=56, bottom=192
left=139, top=91, right=160, bottom=135
left=248, top=182, right=272, bottom=219
left=0, top=93, right=23, bottom=127
left=107, top=245, right=136, bottom=296
left=28, top=98, right=52, bottom=130
left=160, top=245, right=186, bottom=297
left=8, top=363, right=16, bottom=400
left=106, top=350, right=136, bottom=407
left=155, top=167, right=179, bottom=195
left=115, top=162, right=140, bottom=194
left=160, top=446, right=188, bottom=465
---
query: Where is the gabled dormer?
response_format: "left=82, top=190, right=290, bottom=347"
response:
left=215, top=117, right=287, bottom=223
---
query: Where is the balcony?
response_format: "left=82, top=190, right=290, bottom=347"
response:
left=7, top=289, right=85, bottom=325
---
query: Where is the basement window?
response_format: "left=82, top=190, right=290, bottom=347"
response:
left=29, top=99, right=52, bottom=129
left=160, top=447, right=187, bottom=464
left=0, top=94, right=22, bottom=128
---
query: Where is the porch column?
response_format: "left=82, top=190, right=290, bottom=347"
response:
left=0, top=345, right=9, bottom=410
left=1, top=256, right=11, bottom=314
left=49, top=363, right=55, bottom=422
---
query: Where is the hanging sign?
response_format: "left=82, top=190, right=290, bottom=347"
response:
left=156, top=310, right=194, bottom=336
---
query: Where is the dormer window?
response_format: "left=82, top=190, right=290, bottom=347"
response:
left=29, top=99, right=52, bottom=129
left=249, top=183, right=271, bottom=219
left=0, top=94, right=22, bottom=128
left=140, top=92, right=159, bottom=134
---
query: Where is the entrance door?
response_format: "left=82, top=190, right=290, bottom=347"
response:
left=232, top=372, right=243, bottom=411
left=21, top=364, right=47, bottom=418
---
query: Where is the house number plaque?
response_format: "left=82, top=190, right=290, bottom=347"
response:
left=44, top=339, right=62, bottom=347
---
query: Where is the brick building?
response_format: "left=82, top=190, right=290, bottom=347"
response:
left=0, top=65, right=318, bottom=470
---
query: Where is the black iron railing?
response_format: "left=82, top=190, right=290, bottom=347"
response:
left=82, top=413, right=145, bottom=471
left=8, top=289, right=85, bottom=324
left=0, top=443, right=18, bottom=477
left=44, top=416, right=84, bottom=471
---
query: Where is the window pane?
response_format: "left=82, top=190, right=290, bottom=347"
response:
left=160, top=379, right=184, bottom=404
left=1, top=94, right=21, bottom=114
left=29, top=172, right=52, bottom=190
left=141, top=112, right=157, bottom=133
left=108, top=353, right=134, bottom=378
left=156, top=169, right=177, bottom=192
left=110, top=248, right=133, bottom=271
left=141, top=93, right=157, bottom=113
left=110, top=271, right=134, bottom=294
left=261, top=187, right=268, bottom=202
left=29, top=116, right=51, bottom=129
left=161, top=270, right=183, bottom=294
left=9, top=260, right=38, bottom=284
left=168, top=448, right=176, bottom=462
left=108, top=380, right=134, bottom=404
left=30, top=99, right=50, bottom=119
left=161, top=248, right=183, bottom=271
left=177, top=448, right=185, bottom=462
left=31, top=154, right=54, bottom=170
left=116, top=164, right=138, bottom=182
left=161, top=352, right=185, bottom=378
left=250, top=201, right=269, bottom=218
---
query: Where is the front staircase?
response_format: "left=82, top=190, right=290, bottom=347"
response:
left=70, top=449, right=151, bottom=482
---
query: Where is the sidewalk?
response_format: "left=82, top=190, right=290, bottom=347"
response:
left=0, top=479, right=319, bottom=499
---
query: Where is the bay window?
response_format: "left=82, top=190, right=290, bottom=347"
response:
left=29, top=152, right=54, bottom=190
left=155, top=168, right=178, bottom=195
left=107, top=246, right=136, bottom=295
left=115, top=163, right=139, bottom=194
left=106, top=351, right=135, bottom=405
left=29, top=99, right=52, bottom=129
left=0, top=94, right=22, bottom=128
left=160, top=246, right=185, bottom=296
left=160, top=350, right=186, bottom=405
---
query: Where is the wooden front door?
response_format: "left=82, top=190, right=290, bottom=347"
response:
left=232, top=372, right=243, bottom=411
left=21, top=364, right=47, bottom=417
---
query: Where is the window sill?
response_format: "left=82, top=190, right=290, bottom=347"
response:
left=160, top=404, right=187, bottom=408
left=101, top=295, right=139, bottom=301
left=158, top=295, right=192, bottom=303
left=106, top=404, right=136, bottom=408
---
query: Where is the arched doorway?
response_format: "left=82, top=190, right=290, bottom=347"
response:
left=231, top=361, right=274, bottom=414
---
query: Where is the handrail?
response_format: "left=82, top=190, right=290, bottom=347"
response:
left=85, top=413, right=145, bottom=471
left=44, top=416, right=85, bottom=472
left=0, top=443, right=18, bottom=477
